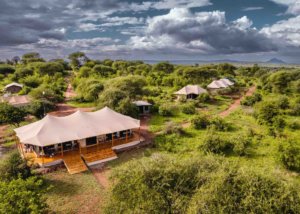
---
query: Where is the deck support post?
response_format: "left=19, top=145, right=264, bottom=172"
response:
left=112, top=133, right=114, bottom=147
left=61, top=143, right=64, bottom=157
left=42, top=147, right=44, bottom=165
left=126, top=130, right=128, bottom=143
left=139, top=127, right=141, bottom=141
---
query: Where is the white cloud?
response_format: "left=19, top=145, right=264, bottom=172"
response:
left=129, top=8, right=275, bottom=54
left=270, top=0, right=300, bottom=15
left=242, top=7, right=264, bottom=11
left=151, top=0, right=211, bottom=9
left=261, top=15, right=300, bottom=46
left=233, top=16, right=253, bottom=30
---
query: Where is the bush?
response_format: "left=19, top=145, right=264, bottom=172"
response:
left=197, top=93, right=210, bottom=103
left=158, top=104, right=175, bottom=116
left=255, top=101, right=280, bottom=126
left=181, top=102, right=196, bottom=114
left=279, top=140, right=300, bottom=172
left=288, top=121, right=300, bottom=130
left=290, top=104, right=300, bottom=116
left=188, top=168, right=300, bottom=213
left=0, top=103, right=27, bottom=126
left=191, top=114, right=210, bottom=129
left=0, top=151, right=32, bottom=182
left=201, top=129, right=232, bottom=154
left=232, top=134, right=252, bottom=156
left=276, top=96, right=290, bottom=109
left=25, top=100, right=56, bottom=118
left=241, top=93, right=262, bottom=106
left=0, top=177, right=48, bottom=213
left=105, top=155, right=300, bottom=213
left=163, top=122, right=184, bottom=135
left=210, top=117, right=231, bottom=131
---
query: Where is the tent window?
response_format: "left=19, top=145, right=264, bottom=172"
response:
left=86, top=137, right=97, bottom=146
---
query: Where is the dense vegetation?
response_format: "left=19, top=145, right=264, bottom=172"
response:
left=1, top=52, right=300, bottom=213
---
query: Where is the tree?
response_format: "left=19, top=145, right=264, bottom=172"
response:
left=26, top=100, right=56, bottom=118
left=68, top=52, right=88, bottom=70
left=37, top=62, right=64, bottom=76
left=0, top=177, right=48, bottom=214
left=0, top=103, right=26, bottom=126
left=21, top=52, right=44, bottom=64
left=153, top=61, right=174, bottom=74
left=93, top=64, right=115, bottom=77
left=76, top=79, right=104, bottom=102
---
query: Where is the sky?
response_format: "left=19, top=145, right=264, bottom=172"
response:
left=0, top=0, right=300, bottom=63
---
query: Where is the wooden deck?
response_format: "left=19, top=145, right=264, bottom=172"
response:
left=21, top=133, right=142, bottom=174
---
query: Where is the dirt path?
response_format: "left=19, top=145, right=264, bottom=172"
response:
left=48, top=103, right=95, bottom=117
left=179, top=86, right=256, bottom=128
left=219, top=85, right=256, bottom=117
left=65, top=83, right=77, bottom=101
left=91, top=165, right=111, bottom=189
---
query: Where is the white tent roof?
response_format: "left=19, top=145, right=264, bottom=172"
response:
left=174, top=85, right=207, bottom=95
left=133, top=100, right=152, bottom=106
left=14, top=107, right=140, bottom=147
left=207, top=78, right=234, bottom=89
left=4, top=82, right=23, bottom=89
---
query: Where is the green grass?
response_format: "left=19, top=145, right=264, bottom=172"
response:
left=44, top=169, right=105, bottom=214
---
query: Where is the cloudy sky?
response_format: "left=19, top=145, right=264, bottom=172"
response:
left=1, top=0, right=300, bottom=63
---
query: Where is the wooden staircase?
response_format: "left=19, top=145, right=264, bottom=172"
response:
left=63, top=155, right=88, bottom=174
left=82, top=148, right=117, bottom=164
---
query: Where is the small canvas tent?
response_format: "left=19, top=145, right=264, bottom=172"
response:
left=174, top=85, right=207, bottom=99
left=4, top=82, right=23, bottom=94
left=133, top=100, right=152, bottom=114
left=207, top=78, right=234, bottom=89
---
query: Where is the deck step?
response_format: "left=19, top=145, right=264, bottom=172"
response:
left=63, top=156, right=88, bottom=174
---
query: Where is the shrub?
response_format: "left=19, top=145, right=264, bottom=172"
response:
left=158, top=104, right=175, bottom=116
left=25, top=100, right=56, bottom=119
left=201, top=129, right=232, bottom=154
left=232, top=134, right=252, bottom=156
left=191, top=114, right=210, bottom=129
left=290, top=104, right=300, bottom=116
left=0, top=151, right=32, bottom=182
left=241, top=93, right=262, bottom=106
left=288, top=121, right=300, bottom=130
left=255, top=101, right=280, bottom=126
left=163, top=122, right=184, bottom=135
left=197, top=93, right=210, bottom=103
left=279, top=140, right=300, bottom=172
left=181, top=102, right=196, bottom=114
left=188, top=168, right=300, bottom=213
left=0, top=103, right=27, bottom=126
left=210, top=117, right=231, bottom=131
left=276, top=96, right=290, bottom=109
left=0, top=177, right=48, bottom=213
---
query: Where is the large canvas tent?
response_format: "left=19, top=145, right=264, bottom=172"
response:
left=14, top=107, right=140, bottom=147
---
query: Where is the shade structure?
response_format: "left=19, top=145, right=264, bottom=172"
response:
left=174, top=85, right=207, bottom=95
left=207, top=78, right=234, bottom=89
left=4, top=82, right=23, bottom=89
left=1, top=95, right=31, bottom=107
left=133, top=100, right=152, bottom=106
left=14, top=107, right=140, bottom=147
